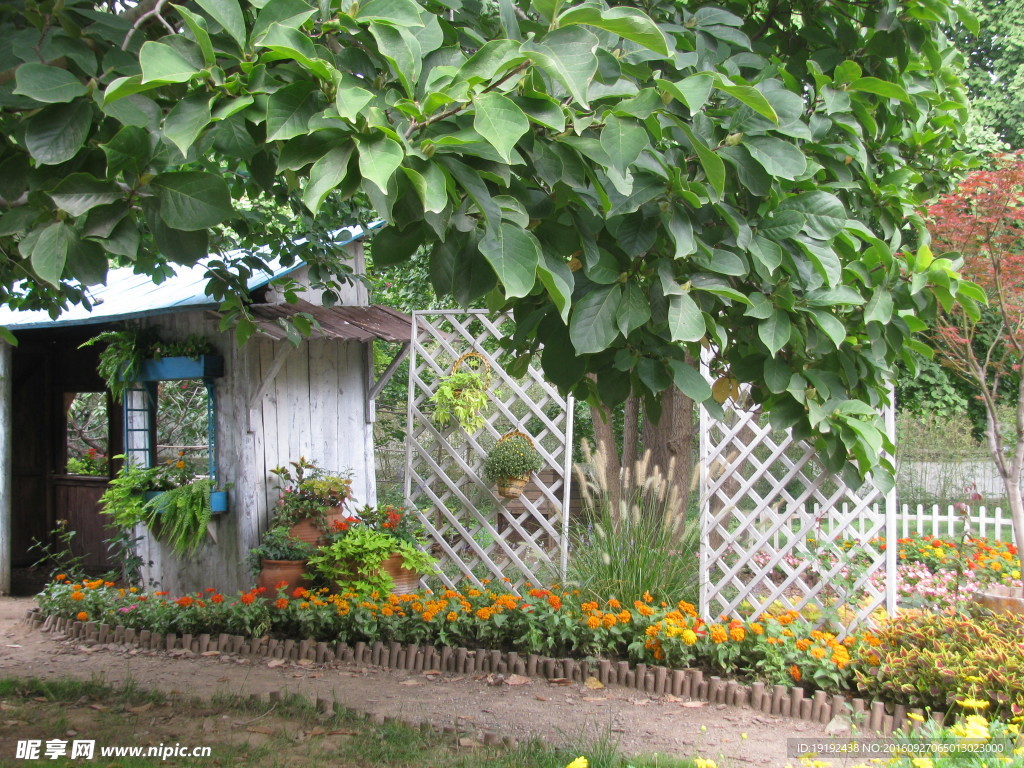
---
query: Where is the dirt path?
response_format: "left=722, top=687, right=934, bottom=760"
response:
left=0, top=598, right=830, bottom=767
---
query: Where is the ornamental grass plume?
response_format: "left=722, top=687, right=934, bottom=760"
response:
left=568, top=441, right=699, bottom=606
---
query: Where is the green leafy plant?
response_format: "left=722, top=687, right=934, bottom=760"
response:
left=484, top=434, right=543, bottom=483
left=247, top=527, right=315, bottom=577
left=99, top=456, right=216, bottom=559
left=430, top=371, right=489, bottom=434
left=269, top=457, right=353, bottom=528
left=81, top=330, right=215, bottom=403
left=27, top=520, right=90, bottom=584
left=307, top=526, right=436, bottom=595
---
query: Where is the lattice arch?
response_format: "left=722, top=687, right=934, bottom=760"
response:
left=698, top=374, right=897, bottom=634
left=404, top=311, right=574, bottom=591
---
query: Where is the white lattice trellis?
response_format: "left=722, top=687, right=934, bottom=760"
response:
left=699, top=381, right=897, bottom=633
left=404, top=311, right=574, bottom=590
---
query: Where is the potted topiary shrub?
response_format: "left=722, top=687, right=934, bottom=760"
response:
left=306, top=504, right=436, bottom=595
left=484, top=432, right=543, bottom=499
left=430, top=352, right=490, bottom=434
left=249, top=526, right=315, bottom=594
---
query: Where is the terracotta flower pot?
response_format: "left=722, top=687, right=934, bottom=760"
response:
left=334, top=553, right=421, bottom=596
left=257, top=559, right=311, bottom=596
left=973, top=584, right=1024, bottom=615
left=496, top=476, right=528, bottom=499
left=288, top=506, right=349, bottom=545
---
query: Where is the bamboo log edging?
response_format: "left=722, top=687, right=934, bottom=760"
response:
left=23, top=607, right=918, bottom=734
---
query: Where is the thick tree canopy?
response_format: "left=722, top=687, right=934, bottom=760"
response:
left=0, top=0, right=981, bottom=485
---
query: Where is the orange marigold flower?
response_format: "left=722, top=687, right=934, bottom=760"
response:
left=750, top=622, right=764, bottom=635
left=709, top=624, right=728, bottom=644
left=275, top=598, right=288, bottom=609
left=76, top=611, right=88, bottom=621
left=790, top=665, right=801, bottom=682
left=796, top=638, right=811, bottom=652
left=602, top=614, right=617, bottom=628
left=176, top=596, right=193, bottom=608
left=476, top=607, right=492, bottom=620
left=547, top=595, right=562, bottom=610
left=446, top=611, right=458, bottom=622
left=618, top=610, right=631, bottom=623
left=55, top=574, right=67, bottom=582
left=467, top=588, right=482, bottom=597
left=607, top=598, right=621, bottom=609
left=382, top=607, right=394, bottom=616
left=104, top=581, right=115, bottom=588
left=422, top=612, right=436, bottom=622
left=71, top=592, right=85, bottom=601
left=809, top=646, right=827, bottom=660
left=645, top=625, right=660, bottom=637
left=292, top=587, right=309, bottom=599
left=581, top=601, right=599, bottom=612
left=729, top=626, right=746, bottom=642
left=211, top=594, right=224, bottom=604
left=642, top=590, right=654, bottom=603
left=240, top=592, right=256, bottom=605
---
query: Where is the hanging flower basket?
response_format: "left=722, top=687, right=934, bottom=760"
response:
left=485, top=431, right=542, bottom=500
left=430, top=351, right=492, bottom=434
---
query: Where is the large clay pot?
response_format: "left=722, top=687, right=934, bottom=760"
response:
left=974, top=584, right=1024, bottom=615
left=288, top=506, right=348, bottom=545
left=257, top=559, right=311, bottom=596
left=380, top=553, right=421, bottom=595
left=334, top=553, right=421, bottom=596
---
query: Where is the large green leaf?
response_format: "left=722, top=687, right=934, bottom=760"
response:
left=473, top=92, right=529, bottom=164
left=678, top=124, right=724, bottom=200
left=25, top=101, right=92, bottom=166
left=193, top=0, right=247, bottom=48
left=356, top=0, right=425, bottom=27
left=102, top=126, right=152, bottom=177
left=570, top=284, right=621, bottom=354
left=478, top=221, right=541, bottom=298
left=759, top=309, right=791, bottom=356
left=265, top=82, right=320, bottom=141
left=556, top=6, right=669, bottom=55
left=522, top=26, right=599, bottom=108
left=302, top=146, right=353, bottom=214
left=258, top=23, right=334, bottom=80
left=667, top=292, right=705, bottom=342
left=357, top=135, right=404, bottom=195
left=537, top=252, right=574, bottom=323
left=600, top=115, right=648, bottom=175
left=164, top=93, right=213, bottom=157
left=13, top=63, right=87, bottom=103
left=776, top=191, right=847, bottom=240
left=714, top=77, right=778, bottom=123
left=616, top=281, right=650, bottom=336
left=48, top=174, right=120, bottom=217
left=140, top=41, right=202, bottom=84
left=402, top=163, right=448, bottom=214
left=807, top=308, right=846, bottom=348
left=848, top=77, right=910, bottom=104
left=150, top=171, right=233, bottom=230
left=659, top=74, right=713, bottom=112
left=743, top=136, right=806, bottom=180
left=669, top=359, right=712, bottom=402
left=31, top=223, right=75, bottom=286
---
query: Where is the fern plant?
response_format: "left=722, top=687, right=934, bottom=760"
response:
left=147, top=478, right=215, bottom=558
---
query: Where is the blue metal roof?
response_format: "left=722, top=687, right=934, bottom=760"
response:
left=0, top=224, right=377, bottom=330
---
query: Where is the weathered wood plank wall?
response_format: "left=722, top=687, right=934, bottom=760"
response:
left=129, top=267, right=376, bottom=594
left=0, top=342, right=12, bottom=594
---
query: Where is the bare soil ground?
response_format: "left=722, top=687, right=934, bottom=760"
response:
left=0, top=598, right=831, bottom=767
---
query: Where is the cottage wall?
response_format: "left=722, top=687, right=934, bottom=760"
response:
left=133, top=289, right=376, bottom=593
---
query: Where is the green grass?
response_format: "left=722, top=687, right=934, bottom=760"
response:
left=0, top=676, right=697, bottom=768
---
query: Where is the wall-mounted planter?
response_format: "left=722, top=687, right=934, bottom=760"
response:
left=144, top=489, right=229, bottom=514
left=137, top=354, right=224, bottom=381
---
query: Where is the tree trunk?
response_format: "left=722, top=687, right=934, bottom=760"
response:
left=641, top=386, right=697, bottom=525
left=588, top=400, right=623, bottom=518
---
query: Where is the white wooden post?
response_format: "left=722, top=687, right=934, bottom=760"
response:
left=0, top=341, right=12, bottom=594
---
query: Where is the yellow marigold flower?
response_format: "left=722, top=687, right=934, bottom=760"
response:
left=907, top=712, right=925, bottom=723
left=681, top=629, right=698, bottom=646
left=565, top=758, right=588, bottom=768
left=694, top=758, right=717, bottom=768
left=957, top=698, right=990, bottom=711
left=809, top=646, right=827, bottom=660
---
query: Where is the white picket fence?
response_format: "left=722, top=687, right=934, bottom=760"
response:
left=759, top=503, right=1017, bottom=550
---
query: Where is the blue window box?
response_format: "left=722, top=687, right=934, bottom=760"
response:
left=144, top=490, right=229, bottom=515
left=137, top=355, right=224, bottom=381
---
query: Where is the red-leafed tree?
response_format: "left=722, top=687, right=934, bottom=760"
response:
left=927, top=151, right=1024, bottom=569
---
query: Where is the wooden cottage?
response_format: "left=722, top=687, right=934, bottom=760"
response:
left=0, top=227, right=411, bottom=595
